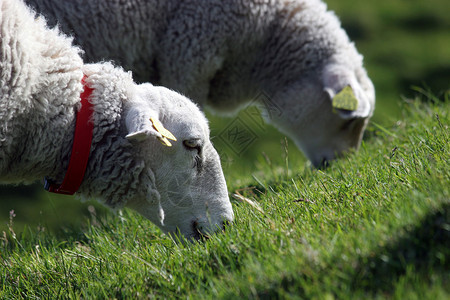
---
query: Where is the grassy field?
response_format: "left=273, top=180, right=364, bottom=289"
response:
left=1, top=94, right=448, bottom=298
left=1, top=0, right=449, bottom=232
left=1, top=0, right=449, bottom=298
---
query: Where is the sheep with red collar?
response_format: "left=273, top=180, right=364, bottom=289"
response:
left=27, top=0, right=375, bottom=167
left=0, top=0, right=233, bottom=240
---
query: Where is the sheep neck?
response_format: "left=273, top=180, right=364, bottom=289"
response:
left=44, top=76, right=94, bottom=195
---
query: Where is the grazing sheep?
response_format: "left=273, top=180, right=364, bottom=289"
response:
left=27, top=0, right=376, bottom=167
left=0, top=0, right=234, bottom=240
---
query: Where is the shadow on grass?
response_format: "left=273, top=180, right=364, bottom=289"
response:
left=0, top=185, right=39, bottom=198
left=249, top=202, right=449, bottom=299
left=0, top=182, right=111, bottom=237
left=352, top=202, right=450, bottom=293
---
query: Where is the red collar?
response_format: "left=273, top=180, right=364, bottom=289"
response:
left=44, top=75, right=94, bottom=195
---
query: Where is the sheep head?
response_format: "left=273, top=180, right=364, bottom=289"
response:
left=263, top=58, right=375, bottom=168
left=124, top=83, right=234, bottom=241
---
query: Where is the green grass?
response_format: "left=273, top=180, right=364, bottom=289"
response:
left=1, top=0, right=449, bottom=297
left=2, top=0, right=450, bottom=233
left=1, top=94, right=448, bottom=298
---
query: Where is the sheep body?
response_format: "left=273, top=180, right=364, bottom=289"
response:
left=0, top=0, right=233, bottom=240
left=27, top=0, right=376, bottom=166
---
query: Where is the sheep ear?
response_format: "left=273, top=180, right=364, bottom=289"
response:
left=330, top=85, right=358, bottom=111
left=149, top=117, right=177, bottom=146
left=125, top=108, right=177, bottom=146
left=323, top=65, right=372, bottom=120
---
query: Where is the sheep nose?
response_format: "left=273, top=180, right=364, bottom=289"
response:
left=191, top=218, right=232, bottom=240
left=317, top=158, right=330, bottom=169
left=191, top=220, right=210, bottom=241
left=222, top=219, right=232, bottom=231
left=311, top=154, right=334, bottom=169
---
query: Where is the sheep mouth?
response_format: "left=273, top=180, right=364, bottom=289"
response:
left=191, top=220, right=211, bottom=241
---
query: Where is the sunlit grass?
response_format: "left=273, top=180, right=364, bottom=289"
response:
left=1, top=0, right=449, bottom=297
left=1, top=94, right=448, bottom=298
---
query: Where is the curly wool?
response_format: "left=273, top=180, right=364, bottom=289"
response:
left=26, top=0, right=372, bottom=107
left=27, top=0, right=375, bottom=166
left=0, top=0, right=146, bottom=208
left=0, top=0, right=234, bottom=239
left=0, top=0, right=84, bottom=183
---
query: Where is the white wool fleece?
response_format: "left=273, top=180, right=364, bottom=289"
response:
left=0, top=0, right=233, bottom=240
left=27, top=0, right=376, bottom=167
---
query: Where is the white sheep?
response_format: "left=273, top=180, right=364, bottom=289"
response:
left=0, top=0, right=234, bottom=240
left=27, top=0, right=376, bottom=167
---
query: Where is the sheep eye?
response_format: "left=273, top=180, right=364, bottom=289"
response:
left=183, top=139, right=201, bottom=151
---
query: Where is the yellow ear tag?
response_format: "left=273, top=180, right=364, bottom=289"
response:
left=332, top=85, right=358, bottom=111
left=150, top=117, right=177, bottom=147
left=158, top=136, right=173, bottom=147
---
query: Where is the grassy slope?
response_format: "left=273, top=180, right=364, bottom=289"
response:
left=2, top=0, right=449, bottom=234
left=1, top=95, right=448, bottom=298
left=1, top=0, right=449, bottom=297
